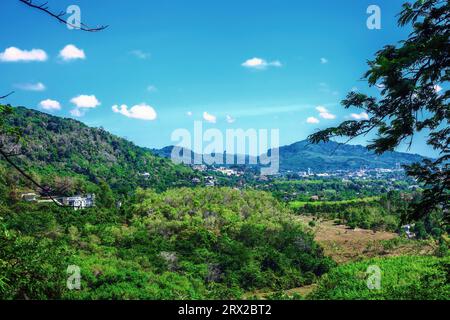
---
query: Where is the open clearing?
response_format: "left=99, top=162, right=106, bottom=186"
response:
left=245, top=216, right=436, bottom=299
left=298, top=216, right=436, bottom=264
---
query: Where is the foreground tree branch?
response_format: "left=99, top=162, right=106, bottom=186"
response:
left=19, top=0, right=108, bottom=32
left=0, top=104, right=66, bottom=207
left=0, top=92, right=14, bottom=99
left=308, top=0, right=449, bottom=224
left=0, top=148, right=66, bottom=207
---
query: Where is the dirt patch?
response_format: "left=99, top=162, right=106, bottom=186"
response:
left=244, top=216, right=436, bottom=299
left=299, top=216, right=436, bottom=264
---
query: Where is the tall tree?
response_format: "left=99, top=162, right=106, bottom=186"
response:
left=309, top=0, right=449, bottom=224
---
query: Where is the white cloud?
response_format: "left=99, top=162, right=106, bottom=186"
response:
left=70, top=95, right=100, bottom=108
left=70, top=108, right=84, bottom=117
left=147, top=85, right=158, bottom=92
left=241, top=57, right=282, bottom=70
left=226, top=115, right=236, bottom=123
left=319, top=112, right=336, bottom=120
left=39, top=99, right=61, bottom=111
left=186, top=111, right=193, bottom=117
left=203, top=111, right=217, bottom=123
left=0, top=47, right=47, bottom=62
left=269, top=60, right=283, bottom=67
left=307, top=117, right=320, bottom=124
left=350, top=112, right=369, bottom=120
left=316, top=106, right=328, bottom=113
left=130, top=50, right=150, bottom=59
left=59, top=44, right=86, bottom=61
left=15, top=82, right=46, bottom=91
left=112, top=103, right=157, bottom=121
left=316, top=106, right=336, bottom=120
left=320, top=57, right=328, bottom=64
left=434, top=85, right=442, bottom=93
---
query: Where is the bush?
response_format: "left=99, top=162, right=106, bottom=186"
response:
left=309, top=256, right=450, bottom=300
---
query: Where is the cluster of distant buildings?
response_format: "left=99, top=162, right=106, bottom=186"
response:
left=191, top=165, right=243, bottom=177
left=295, top=165, right=406, bottom=180
left=20, top=192, right=95, bottom=210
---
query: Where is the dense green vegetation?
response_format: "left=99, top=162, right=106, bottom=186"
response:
left=264, top=178, right=412, bottom=203
left=291, top=191, right=448, bottom=235
left=0, top=0, right=448, bottom=302
left=309, top=255, right=450, bottom=300
left=0, top=187, right=334, bottom=299
left=0, top=106, right=447, bottom=300
left=308, top=0, right=449, bottom=224
left=293, top=196, right=401, bottom=231
left=153, top=141, right=425, bottom=172
left=291, top=197, right=380, bottom=209
left=3, top=107, right=199, bottom=194
left=275, top=140, right=424, bottom=172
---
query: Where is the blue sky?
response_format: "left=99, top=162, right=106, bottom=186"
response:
left=0, top=0, right=436, bottom=157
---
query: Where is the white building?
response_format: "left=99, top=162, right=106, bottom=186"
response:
left=61, top=194, right=95, bottom=210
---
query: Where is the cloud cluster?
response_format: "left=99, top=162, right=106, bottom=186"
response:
left=59, top=44, right=86, bottom=61
left=0, top=47, right=47, bottom=62
left=70, top=95, right=101, bottom=117
left=316, top=106, right=336, bottom=119
left=112, top=103, right=157, bottom=121
left=226, top=115, right=236, bottom=124
left=1, top=45, right=85, bottom=63
left=242, top=57, right=282, bottom=70
left=15, top=82, right=46, bottom=91
left=203, top=112, right=217, bottom=123
left=307, top=117, right=320, bottom=124
left=39, top=99, right=61, bottom=111
left=350, top=112, right=369, bottom=120
left=70, top=95, right=100, bottom=108
left=130, top=50, right=151, bottom=59
left=306, top=106, right=337, bottom=124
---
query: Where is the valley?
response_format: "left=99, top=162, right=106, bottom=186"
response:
left=0, top=106, right=448, bottom=300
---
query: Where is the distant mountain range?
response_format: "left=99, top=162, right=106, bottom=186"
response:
left=3, top=106, right=426, bottom=190
left=153, top=140, right=426, bottom=172
left=273, top=140, right=425, bottom=172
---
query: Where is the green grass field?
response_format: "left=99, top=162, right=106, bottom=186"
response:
left=308, top=255, right=450, bottom=300
left=290, top=196, right=380, bottom=209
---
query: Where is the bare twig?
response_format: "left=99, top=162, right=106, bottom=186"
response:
left=19, top=0, right=108, bottom=32
left=0, top=92, right=14, bottom=99
left=0, top=148, right=68, bottom=208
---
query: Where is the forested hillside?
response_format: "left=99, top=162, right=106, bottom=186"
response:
left=275, top=140, right=426, bottom=172
left=2, top=107, right=199, bottom=195
left=153, top=140, right=426, bottom=172
left=0, top=106, right=447, bottom=301
left=0, top=187, right=333, bottom=299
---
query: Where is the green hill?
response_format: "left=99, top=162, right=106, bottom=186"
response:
left=153, top=140, right=426, bottom=173
left=276, top=140, right=426, bottom=172
left=2, top=106, right=198, bottom=195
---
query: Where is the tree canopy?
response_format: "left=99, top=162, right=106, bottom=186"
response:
left=309, top=0, right=449, bottom=224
